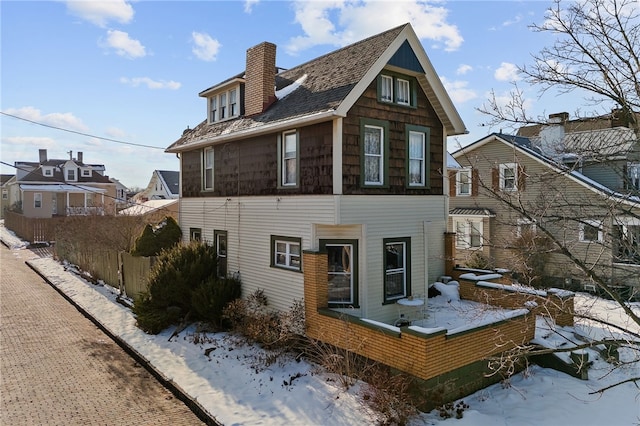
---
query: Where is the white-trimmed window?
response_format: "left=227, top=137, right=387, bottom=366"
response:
left=281, top=131, right=298, bottom=186
left=627, top=162, right=640, bottom=190
left=82, top=168, right=91, bottom=177
left=43, top=168, right=53, bottom=177
left=380, top=75, right=393, bottom=102
left=66, top=168, right=76, bottom=181
left=203, top=147, right=214, bottom=190
left=457, top=168, right=472, bottom=195
left=454, top=219, right=483, bottom=249
left=517, top=219, right=536, bottom=237
left=500, top=163, right=518, bottom=191
left=396, top=78, right=410, bottom=105
left=34, top=193, right=42, bottom=208
left=579, top=220, right=603, bottom=243
left=364, top=125, right=384, bottom=185
left=208, top=87, right=240, bottom=124
left=2, top=190, right=7, bottom=200
left=190, top=228, right=202, bottom=242
left=384, top=238, right=410, bottom=302
left=271, top=236, right=301, bottom=271
left=408, top=131, right=425, bottom=186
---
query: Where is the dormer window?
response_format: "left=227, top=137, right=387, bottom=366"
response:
left=67, top=168, right=76, bottom=181
left=82, top=168, right=91, bottom=177
left=43, top=168, right=53, bottom=177
left=378, top=73, right=415, bottom=107
left=208, top=86, right=240, bottom=124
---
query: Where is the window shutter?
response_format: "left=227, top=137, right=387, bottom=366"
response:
left=449, top=170, right=457, bottom=196
left=517, top=165, right=526, bottom=191
left=492, top=167, right=499, bottom=191
left=472, top=168, right=479, bottom=196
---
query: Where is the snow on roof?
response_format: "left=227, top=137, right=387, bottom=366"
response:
left=118, top=199, right=177, bottom=216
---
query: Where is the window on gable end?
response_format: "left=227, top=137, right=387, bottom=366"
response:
left=579, top=220, right=603, bottom=243
left=457, top=168, right=472, bottom=195
left=377, top=73, right=415, bottom=107
left=380, top=75, right=393, bottom=102
left=361, top=118, right=389, bottom=187
left=396, top=78, right=410, bottom=105
left=499, top=163, right=518, bottom=192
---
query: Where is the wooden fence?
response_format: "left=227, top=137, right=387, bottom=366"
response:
left=4, top=211, right=60, bottom=243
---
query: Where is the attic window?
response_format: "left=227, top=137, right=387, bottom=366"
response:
left=43, top=168, right=53, bottom=177
left=377, top=73, right=415, bottom=107
left=82, top=169, right=91, bottom=177
left=208, top=86, right=240, bottom=124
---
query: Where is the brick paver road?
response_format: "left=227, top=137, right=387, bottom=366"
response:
left=0, top=244, right=207, bottom=425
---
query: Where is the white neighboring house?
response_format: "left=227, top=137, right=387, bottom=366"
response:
left=109, top=177, right=130, bottom=211
left=132, top=170, right=179, bottom=202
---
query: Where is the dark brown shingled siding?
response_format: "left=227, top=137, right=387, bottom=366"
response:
left=342, top=80, right=444, bottom=195
left=180, top=121, right=333, bottom=198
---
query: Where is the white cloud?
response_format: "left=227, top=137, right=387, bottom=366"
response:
left=286, top=0, right=463, bottom=55
left=105, top=127, right=127, bottom=139
left=502, top=14, right=522, bottom=27
left=244, top=0, right=259, bottom=13
left=456, top=64, right=473, bottom=75
left=440, top=76, right=477, bottom=104
left=191, top=32, right=221, bottom=62
left=66, top=0, right=134, bottom=28
left=4, top=136, right=57, bottom=149
left=119, top=77, right=181, bottom=90
left=494, top=62, right=520, bottom=82
left=102, top=30, right=146, bottom=59
left=4, top=107, right=89, bottom=132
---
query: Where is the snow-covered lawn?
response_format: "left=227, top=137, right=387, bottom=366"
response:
left=2, top=222, right=639, bottom=425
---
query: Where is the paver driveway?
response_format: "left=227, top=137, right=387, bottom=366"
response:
left=0, top=244, right=206, bottom=425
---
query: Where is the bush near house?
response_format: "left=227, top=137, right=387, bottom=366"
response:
left=133, top=241, right=241, bottom=334
left=131, top=216, right=182, bottom=257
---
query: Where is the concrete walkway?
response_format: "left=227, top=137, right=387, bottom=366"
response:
left=0, top=244, right=206, bottom=425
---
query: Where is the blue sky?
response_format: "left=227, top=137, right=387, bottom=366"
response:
left=1, top=0, right=605, bottom=189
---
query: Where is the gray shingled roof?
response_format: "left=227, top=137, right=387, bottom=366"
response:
left=449, top=208, right=495, bottom=217
left=561, top=127, right=637, bottom=159
left=167, top=24, right=447, bottom=153
left=19, top=159, right=111, bottom=184
left=157, top=170, right=180, bottom=196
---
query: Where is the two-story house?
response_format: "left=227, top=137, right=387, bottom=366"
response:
left=449, top=132, right=640, bottom=297
left=11, top=149, right=117, bottom=218
left=132, top=170, right=179, bottom=202
left=1, top=174, right=16, bottom=219
left=166, top=23, right=467, bottom=325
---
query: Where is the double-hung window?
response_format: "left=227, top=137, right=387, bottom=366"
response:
left=454, top=219, right=482, bottom=249
left=579, top=220, right=603, bottom=243
left=214, top=230, right=228, bottom=277
left=203, top=147, right=214, bottom=190
left=208, top=86, right=240, bottom=123
left=500, top=163, right=517, bottom=191
left=384, top=238, right=411, bottom=303
left=190, top=228, right=202, bottom=242
left=406, top=125, right=429, bottom=187
left=627, top=162, right=640, bottom=190
left=34, top=193, right=42, bottom=209
left=280, top=131, right=298, bottom=187
left=457, top=168, right=472, bottom=195
left=380, top=75, right=393, bottom=102
left=614, top=218, right=640, bottom=264
left=271, top=236, right=301, bottom=271
left=67, top=168, right=76, bottom=181
left=396, top=78, right=410, bottom=105
left=517, top=219, right=536, bottom=237
left=209, top=97, right=218, bottom=122
left=364, top=125, right=384, bottom=185
left=219, top=93, right=227, bottom=120
left=229, top=89, right=237, bottom=117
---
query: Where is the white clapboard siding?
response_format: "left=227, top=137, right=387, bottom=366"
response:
left=180, top=195, right=447, bottom=322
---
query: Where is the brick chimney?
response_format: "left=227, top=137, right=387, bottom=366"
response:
left=39, top=149, right=47, bottom=163
left=77, top=152, right=83, bottom=163
left=244, top=42, right=276, bottom=117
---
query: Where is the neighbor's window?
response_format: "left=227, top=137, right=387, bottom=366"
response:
left=364, top=125, right=384, bottom=185
left=384, top=238, right=411, bottom=303
left=271, top=235, right=301, bottom=271
left=614, top=222, right=640, bottom=264
left=322, top=240, right=358, bottom=307
left=500, top=163, right=518, bottom=191
left=517, top=219, right=536, bottom=237
left=43, top=168, right=53, bottom=177
left=34, top=193, right=42, bottom=208
left=203, top=147, right=214, bottom=190
left=2, top=190, right=7, bottom=200
left=579, top=220, right=603, bottom=243
left=280, top=131, right=298, bottom=187
left=627, top=162, right=640, bottom=190
left=454, top=219, right=482, bottom=249
left=67, top=168, right=76, bottom=181
left=457, top=168, right=472, bottom=195
left=190, top=228, right=202, bottom=242
left=82, top=169, right=91, bottom=177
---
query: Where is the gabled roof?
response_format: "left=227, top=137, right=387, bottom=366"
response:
left=156, top=170, right=179, bottom=196
left=118, top=199, right=178, bottom=216
left=167, top=23, right=466, bottom=153
left=560, top=127, right=637, bottom=160
left=452, top=133, right=640, bottom=207
left=1, top=174, right=15, bottom=185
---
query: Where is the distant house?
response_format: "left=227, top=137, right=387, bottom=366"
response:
left=10, top=149, right=116, bottom=218
left=132, top=170, right=179, bottom=202
left=1, top=174, right=16, bottom=219
left=118, top=199, right=178, bottom=224
left=449, top=132, right=640, bottom=296
left=109, top=177, right=130, bottom=211
left=166, top=23, right=467, bottom=321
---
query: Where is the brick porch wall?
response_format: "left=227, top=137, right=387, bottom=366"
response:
left=303, top=250, right=536, bottom=382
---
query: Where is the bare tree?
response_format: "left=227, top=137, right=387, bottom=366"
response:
left=464, top=0, right=640, bottom=392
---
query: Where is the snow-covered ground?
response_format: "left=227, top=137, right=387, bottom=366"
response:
left=2, top=222, right=639, bottom=425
